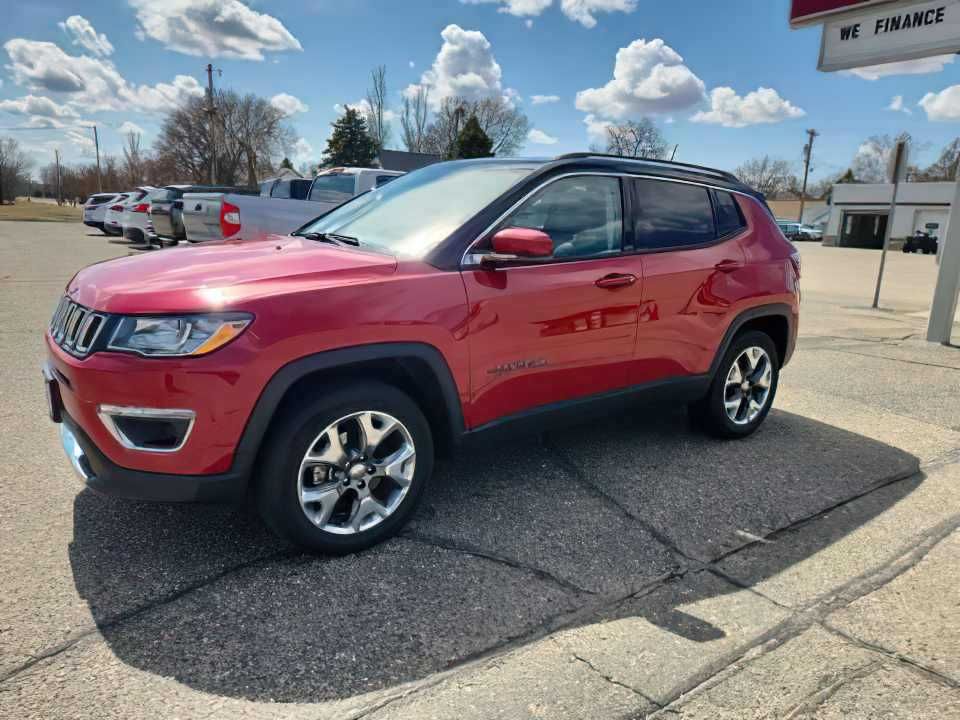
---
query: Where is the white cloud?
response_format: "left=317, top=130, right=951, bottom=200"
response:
left=919, top=84, right=960, bottom=121
left=460, top=0, right=635, bottom=27
left=405, top=24, right=504, bottom=110
left=528, top=128, right=558, bottom=144
left=460, top=0, right=552, bottom=17
left=118, top=121, right=145, bottom=135
left=845, top=54, right=955, bottom=80
left=583, top=113, right=612, bottom=143
left=531, top=94, right=560, bottom=104
left=559, top=0, right=637, bottom=28
left=3, top=39, right=204, bottom=113
left=334, top=99, right=397, bottom=123
left=129, top=0, right=302, bottom=61
left=0, top=94, right=79, bottom=119
left=65, top=127, right=96, bottom=155
left=886, top=95, right=911, bottom=114
left=576, top=38, right=705, bottom=119
left=58, top=16, right=114, bottom=57
left=271, top=92, right=308, bottom=116
left=691, top=86, right=805, bottom=128
left=292, top=137, right=313, bottom=162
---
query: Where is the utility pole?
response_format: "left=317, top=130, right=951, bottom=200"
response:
left=206, top=63, right=218, bottom=184
left=92, top=125, right=103, bottom=193
left=798, top=128, right=819, bottom=223
left=670, top=144, right=678, bottom=161
left=873, top=139, right=909, bottom=309
left=54, top=149, right=62, bottom=205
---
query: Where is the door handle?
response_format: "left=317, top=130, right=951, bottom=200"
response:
left=714, top=259, right=744, bottom=273
left=595, top=273, right=637, bottom=289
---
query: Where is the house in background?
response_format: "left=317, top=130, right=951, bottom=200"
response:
left=767, top=200, right=829, bottom=227
left=823, top=182, right=953, bottom=249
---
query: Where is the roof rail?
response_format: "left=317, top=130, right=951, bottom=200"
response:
left=554, top=152, right=740, bottom=184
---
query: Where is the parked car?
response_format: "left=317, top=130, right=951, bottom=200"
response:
left=776, top=220, right=821, bottom=241
left=902, top=231, right=938, bottom=254
left=101, top=194, right=131, bottom=236
left=180, top=167, right=404, bottom=244
left=148, top=185, right=253, bottom=247
left=120, top=186, right=159, bottom=244
left=44, top=154, right=799, bottom=554
left=82, top=193, right=121, bottom=233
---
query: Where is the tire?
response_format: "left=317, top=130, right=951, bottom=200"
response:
left=255, top=381, right=433, bottom=554
left=691, top=330, right=780, bottom=439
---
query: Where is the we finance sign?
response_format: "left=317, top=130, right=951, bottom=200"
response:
left=817, top=0, right=960, bottom=71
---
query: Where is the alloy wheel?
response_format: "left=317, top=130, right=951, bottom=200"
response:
left=297, top=411, right=416, bottom=534
left=723, top=346, right=773, bottom=426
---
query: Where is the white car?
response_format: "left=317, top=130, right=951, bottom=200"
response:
left=102, top=194, right=132, bottom=236
left=82, top=193, right=121, bottom=233
left=120, top=186, right=159, bottom=244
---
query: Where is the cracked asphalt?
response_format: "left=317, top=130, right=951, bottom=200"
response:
left=2, top=223, right=959, bottom=719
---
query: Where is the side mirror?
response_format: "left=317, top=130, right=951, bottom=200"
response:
left=484, top=227, right=552, bottom=267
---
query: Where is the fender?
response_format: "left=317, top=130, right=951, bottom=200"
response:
left=229, top=342, right=465, bottom=479
left=708, top=303, right=796, bottom=378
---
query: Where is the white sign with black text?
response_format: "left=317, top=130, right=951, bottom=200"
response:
left=818, top=0, right=960, bottom=71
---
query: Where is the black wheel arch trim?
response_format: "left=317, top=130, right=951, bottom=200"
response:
left=229, top=342, right=465, bottom=482
left=709, top=303, right=796, bottom=378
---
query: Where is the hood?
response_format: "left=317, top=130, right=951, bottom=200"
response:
left=67, top=235, right=398, bottom=314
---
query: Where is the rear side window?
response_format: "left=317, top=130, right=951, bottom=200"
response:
left=88, top=194, right=115, bottom=205
left=375, top=174, right=398, bottom=188
left=309, top=175, right=356, bottom=204
left=271, top=180, right=292, bottom=199
left=633, top=178, right=715, bottom=249
left=714, top=191, right=746, bottom=237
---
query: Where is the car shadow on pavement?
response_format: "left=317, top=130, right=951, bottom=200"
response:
left=68, top=408, right=920, bottom=703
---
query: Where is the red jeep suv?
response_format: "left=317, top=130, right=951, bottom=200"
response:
left=44, top=154, right=799, bottom=553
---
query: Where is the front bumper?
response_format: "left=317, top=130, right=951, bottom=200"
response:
left=59, top=411, right=246, bottom=503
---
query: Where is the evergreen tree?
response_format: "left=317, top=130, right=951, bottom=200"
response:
left=324, top=107, right=377, bottom=167
left=279, top=157, right=294, bottom=171
left=455, top=116, right=494, bottom=159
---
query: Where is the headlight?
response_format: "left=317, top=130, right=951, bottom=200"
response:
left=108, top=313, right=252, bottom=357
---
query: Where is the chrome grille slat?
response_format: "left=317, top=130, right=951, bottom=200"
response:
left=49, top=297, right=107, bottom=358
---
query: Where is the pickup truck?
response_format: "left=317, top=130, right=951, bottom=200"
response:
left=180, top=168, right=404, bottom=243
left=148, top=185, right=256, bottom=247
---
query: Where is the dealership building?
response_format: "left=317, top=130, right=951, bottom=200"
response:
left=823, top=181, right=953, bottom=249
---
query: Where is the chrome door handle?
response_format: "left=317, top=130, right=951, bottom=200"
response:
left=595, top=273, right=637, bottom=289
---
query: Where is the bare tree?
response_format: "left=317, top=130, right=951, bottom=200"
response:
left=735, top=156, right=795, bottom=196
left=122, top=131, right=144, bottom=185
left=850, top=132, right=916, bottom=183
left=914, top=138, right=960, bottom=181
left=401, top=86, right=430, bottom=153
left=423, top=96, right=529, bottom=158
left=366, top=65, right=391, bottom=153
left=0, top=137, right=33, bottom=204
left=155, top=90, right=291, bottom=186
left=602, top=119, right=668, bottom=159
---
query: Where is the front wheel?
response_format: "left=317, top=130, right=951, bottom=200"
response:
left=256, top=382, right=433, bottom=554
left=691, top=330, right=779, bottom=439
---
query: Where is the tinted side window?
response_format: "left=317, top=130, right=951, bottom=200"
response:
left=504, top=176, right=623, bottom=259
left=633, top=179, right=715, bottom=249
left=714, top=191, right=745, bottom=236
left=259, top=180, right=275, bottom=197
left=272, top=180, right=292, bottom=199
left=375, top=174, right=397, bottom=188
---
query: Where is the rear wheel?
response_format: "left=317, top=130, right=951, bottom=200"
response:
left=256, top=382, right=433, bottom=554
left=691, top=330, right=779, bottom=439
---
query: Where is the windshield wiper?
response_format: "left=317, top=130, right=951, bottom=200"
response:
left=296, top=231, right=359, bottom=247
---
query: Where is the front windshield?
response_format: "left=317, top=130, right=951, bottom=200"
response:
left=299, top=161, right=539, bottom=257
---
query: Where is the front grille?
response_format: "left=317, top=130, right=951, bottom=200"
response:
left=50, top=297, right=107, bottom=357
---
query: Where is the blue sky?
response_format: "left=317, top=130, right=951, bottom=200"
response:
left=3, top=0, right=959, bottom=182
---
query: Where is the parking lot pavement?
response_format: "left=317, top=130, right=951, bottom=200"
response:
left=2, top=222, right=959, bottom=719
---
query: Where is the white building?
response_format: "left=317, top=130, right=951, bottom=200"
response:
left=824, top=182, right=953, bottom=249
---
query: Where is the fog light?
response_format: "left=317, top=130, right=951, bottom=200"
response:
left=97, top=405, right=196, bottom=453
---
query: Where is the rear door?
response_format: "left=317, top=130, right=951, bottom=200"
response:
left=461, top=174, right=645, bottom=428
left=630, top=178, right=749, bottom=383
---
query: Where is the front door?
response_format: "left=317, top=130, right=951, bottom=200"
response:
left=461, top=175, right=644, bottom=429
